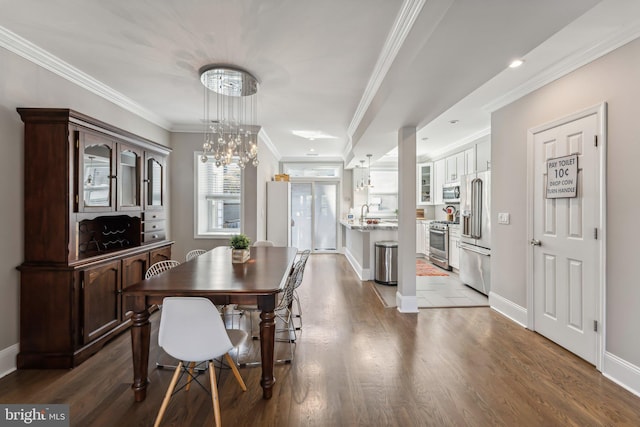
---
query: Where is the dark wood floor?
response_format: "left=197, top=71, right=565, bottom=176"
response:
left=1, top=254, right=639, bottom=426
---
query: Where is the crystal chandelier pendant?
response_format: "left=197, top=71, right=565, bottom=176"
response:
left=199, top=66, right=260, bottom=168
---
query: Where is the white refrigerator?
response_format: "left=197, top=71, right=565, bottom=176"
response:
left=266, top=181, right=291, bottom=246
left=459, top=170, right=491, bottom=295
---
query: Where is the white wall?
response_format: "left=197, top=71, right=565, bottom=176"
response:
left=0, top=46, right=169, bottom=371
left=492, top=37, right=640, bottom=371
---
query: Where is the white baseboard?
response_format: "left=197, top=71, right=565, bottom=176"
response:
left=0, top=343, right=18, bottom=379
left=603, top=352, right=640, bottom=398
left=488, top=291, right=528, bottom=327
left=343, top=249, right=369, bottom=281
left=488, top=293, right=640, bottom=399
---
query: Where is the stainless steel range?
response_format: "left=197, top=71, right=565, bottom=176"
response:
left=429, top=221, right=452, bottom=270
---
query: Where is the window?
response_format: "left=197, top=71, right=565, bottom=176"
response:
left=195, top=154, right=242, bottom=237
left=281, top=162, right=342, bottom=178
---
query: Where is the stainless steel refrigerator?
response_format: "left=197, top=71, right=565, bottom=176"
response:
left=459, top=170, right=491, bottom=295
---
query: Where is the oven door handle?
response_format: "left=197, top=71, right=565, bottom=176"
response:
left=430, top=229, right=446, bottom=236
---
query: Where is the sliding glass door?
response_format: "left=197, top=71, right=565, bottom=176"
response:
left=291, top=182, right=337, bottom=252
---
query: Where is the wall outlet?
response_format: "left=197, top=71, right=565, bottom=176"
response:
left=498, top=212, right=510, bottom=225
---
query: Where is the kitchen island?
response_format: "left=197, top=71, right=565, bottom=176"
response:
left=340, top=220, right=398, bottom=281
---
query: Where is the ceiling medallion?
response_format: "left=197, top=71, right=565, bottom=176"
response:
left=200, top=65, right=259, bottom=168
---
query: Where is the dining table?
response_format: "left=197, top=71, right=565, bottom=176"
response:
left=124, top=245, right=298, bottom=401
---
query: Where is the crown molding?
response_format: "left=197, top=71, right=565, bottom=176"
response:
left=0, top=25, right=171, bottom=130
left=258, top=128, right=281, bottom=161
left=346, top=0, right=428, bottom=139
left=428, top=126, right=490, bottom=160
left=483, top=23, right=640, bottom=114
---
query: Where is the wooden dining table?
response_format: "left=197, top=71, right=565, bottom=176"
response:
left=124, top=245, right=298, bottom=401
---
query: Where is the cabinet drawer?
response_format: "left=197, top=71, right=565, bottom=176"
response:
left=143, top=220, right=165, bottom=233
left=143, top=211, right=166, bottom=221
left=142, top=230, right=166, bottom=244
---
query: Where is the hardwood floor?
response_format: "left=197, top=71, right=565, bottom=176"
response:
left=1, top=254, right=639, bottom=426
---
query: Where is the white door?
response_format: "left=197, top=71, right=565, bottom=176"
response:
left=530, top=107, right=603, bottom=365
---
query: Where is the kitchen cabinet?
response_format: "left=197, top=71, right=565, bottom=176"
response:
left=476, top=139, right=491, bottom=172
left=433, top=159, right=446, bottom=205
left=416, top=220, right=429, bottom=256
left=449, top=224, right=461, bottom=270
left=465, top=147, right=475, bottom=176
left=445, top=152, right=465, bottom=183
left=17, top=108, right=173, bottom=369
left=416, top=163, right=433, bottom=205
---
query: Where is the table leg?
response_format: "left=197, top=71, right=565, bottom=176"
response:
left=131, top=297, right=150, bottom=402
left=258, top=295, right=277, bottom=399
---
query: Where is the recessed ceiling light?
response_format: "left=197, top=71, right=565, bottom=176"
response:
left=421, top=137, right=429, bottom=141
left=509, top=59, right=524, bottom=68
left=309, top=148, right=315, bottom=152
left=449, top=119, right=459, bottom=124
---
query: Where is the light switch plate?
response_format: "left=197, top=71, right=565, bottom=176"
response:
left=498, top=212, right=510, bottom=225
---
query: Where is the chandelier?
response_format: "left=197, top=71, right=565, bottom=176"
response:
left=200, top=65, right=259, bottom=168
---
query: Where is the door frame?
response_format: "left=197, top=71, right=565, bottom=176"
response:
left=526, top=102, right=607, bottom=371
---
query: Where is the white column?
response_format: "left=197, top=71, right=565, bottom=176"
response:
left=396, top=127, right=418, bottom=313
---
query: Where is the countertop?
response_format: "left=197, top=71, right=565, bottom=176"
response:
left=340, top=219, right=398, bottom=231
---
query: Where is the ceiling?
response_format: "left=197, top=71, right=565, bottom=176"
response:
left=1, top=0, right=639, bottom=167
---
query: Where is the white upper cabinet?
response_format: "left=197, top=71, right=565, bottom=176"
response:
left=445, top=152, right=465, bottom=183
left=476, top=139, right=491, bottom=172
left=416, top=162, right=433, bottom=205
left=464, top=147, right=475, bottom=176
left=433, top=159, right=446, bottom=205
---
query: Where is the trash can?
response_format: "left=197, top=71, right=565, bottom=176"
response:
left=374, top=241, right=398, bottom=285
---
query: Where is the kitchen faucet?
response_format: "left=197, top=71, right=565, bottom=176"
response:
left=360, top=203, right=369, bottom=223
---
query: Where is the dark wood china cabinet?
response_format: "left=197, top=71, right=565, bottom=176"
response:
left=17, top=108, right=172, bottom=369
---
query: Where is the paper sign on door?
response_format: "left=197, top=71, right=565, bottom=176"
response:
left=546, top=154, right=578, bottom=198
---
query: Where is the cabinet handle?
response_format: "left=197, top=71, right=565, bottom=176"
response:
left=152, top=225, right=157, bottom=229
left=116, top=289, right=123, bottom=295
left=152, top=234, right=158, bottom=239
left=143, top=179, right=150, bottom=183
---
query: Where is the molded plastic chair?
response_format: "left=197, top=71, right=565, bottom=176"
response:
left=252, top=240, right=275, bottom=247
left=145, top=260, right=181, bottom=279
left=154, top=297, right=247, bottom=427
left=186, top=249, right=207, bottom=262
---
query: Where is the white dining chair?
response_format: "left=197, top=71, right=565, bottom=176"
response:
left=154, top=297, right=247, bottom=427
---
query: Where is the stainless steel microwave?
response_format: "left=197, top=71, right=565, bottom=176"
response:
left=442, top=183, right=460, bottom=202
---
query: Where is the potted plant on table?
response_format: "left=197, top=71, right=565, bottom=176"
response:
left=230, top=233, right=251, bottom=263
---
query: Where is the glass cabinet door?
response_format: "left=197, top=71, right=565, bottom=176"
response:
left=417, top=163, right=432, bottom=205
left=118, top=145, right=142, bottom=210
left=81, top=134, right=114, bottom=210
left=145, top=154, right=164, bottom=209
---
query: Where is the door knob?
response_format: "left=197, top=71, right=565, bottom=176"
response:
left=530, top=239, right=541, bottom=246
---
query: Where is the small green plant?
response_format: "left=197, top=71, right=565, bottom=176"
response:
left=230, top=234, right=251, bottom=250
